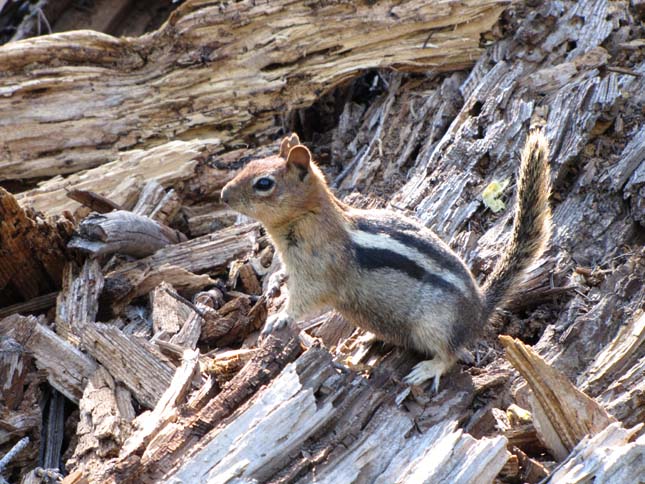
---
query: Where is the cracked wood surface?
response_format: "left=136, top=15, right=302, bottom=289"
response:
left=0, top=0, right=509, bottom=183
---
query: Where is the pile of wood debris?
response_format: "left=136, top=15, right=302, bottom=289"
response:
left=1, top=0, right=644, bottom=483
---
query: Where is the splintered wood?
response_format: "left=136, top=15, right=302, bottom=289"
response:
left=2, top=0, right=645, bottom=482
left=500, top=336, right=616, bottom=461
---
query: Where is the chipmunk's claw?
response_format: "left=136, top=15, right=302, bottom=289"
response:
left=403, top=358, right=452, bottom=393
left=261, top=312, right=293, bottom=337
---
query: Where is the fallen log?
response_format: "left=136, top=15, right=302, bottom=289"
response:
left=0, top=0, right=510, bottom=183
left=2, top=0, right=645, bottom=482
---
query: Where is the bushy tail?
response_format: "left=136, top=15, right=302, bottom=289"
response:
left=482, top=130, right=552, bottom=320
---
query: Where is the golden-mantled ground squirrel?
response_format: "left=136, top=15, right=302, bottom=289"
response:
left=221, top=132, right=552, bottom=391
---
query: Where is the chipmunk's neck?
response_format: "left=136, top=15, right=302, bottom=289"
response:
left=266, top=187, right=349, bottom=255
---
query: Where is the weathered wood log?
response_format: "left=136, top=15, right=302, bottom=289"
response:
left=0, top=0, right=509, bottom=182
left=0, top=315, right=97, bottom=403
left=117, top=349, right=199, bottom=463
left=40, top=388, right=66, bottom=474
left=579, top=311, right=645, bottom=430
left=0, top=292, right=58, bottom=320
left=199, top=295, right=254, bottom=346
left=162, top=346, right=509, bottom=484
left=181, top=202, right=238, bottom=237
left=0, top=337, right=29, bottom=411
left=66, top=189, right=123, bottom=214
left=168, top=302, right=203, bottom=350
left=68, top=210, right=187, bottom=258
left=0, top=188, right=73, bottom=306
left=80, top=323, right=175, bottom=409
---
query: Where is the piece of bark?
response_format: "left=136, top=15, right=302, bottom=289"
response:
left=55, top=260, right=104, bottom=347
left=68, top=210, right=187, bottom=258
left=40, top=389, right=66, bottom=471
left=0, top=0, right=509, bottom=182
left=0, top=337, right=30, bottom=410
left=67, top=367, right=134, bottom=482
left=149, top=282, right=193, bottom=341
left=104, top=176, right=145, bottom=213
left=194, top=288, right=225, bottom=311
left=228, top=261, right=263, bottom=296
left=80, top=323, right=174, bottom=409
left=503, top=423, right=546, bottom=456
left=0, top=407, right=40, bottom=447
left=0, top=315, right=97, bottom=403
left=66, top=190, right=123, bottom=214
left=546, top=422, right=645, bottom=483
left=205, top=348, right=257, bottom=385
left=579, top=311, right=644, bottom=396
left=130, top=181, right=182, bottom=226
left=182, top=203, right=238, bottom=237
left=0, top=188, right=72, bottom=305
left=509, top=446, right=550, bottom=483
left=168, top=309, right=203, bottom=350
left=131, top=181, right=166, bottom=217
left=594, top=355, right=645, bottom=431
left=149, top=189, right=181, bottom=226
left=311, top=311, right=357, bottom=349
left=500, top=335, right=616, bottom=461
left=103, top=223, right=259, bottom=308
left=200, top=296, right=252, bottom=345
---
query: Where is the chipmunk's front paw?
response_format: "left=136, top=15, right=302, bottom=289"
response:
left=261, top=312, right=293, bottom=336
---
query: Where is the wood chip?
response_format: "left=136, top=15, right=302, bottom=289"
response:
left=81, top=323, right=174, bottom=409
left=500, top=335, right=616, bottom=461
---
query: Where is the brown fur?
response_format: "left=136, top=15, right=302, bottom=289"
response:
left=482, top=131, right=552, bottom=319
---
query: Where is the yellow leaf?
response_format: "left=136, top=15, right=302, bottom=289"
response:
left=482, top=179, right=509, bottom=213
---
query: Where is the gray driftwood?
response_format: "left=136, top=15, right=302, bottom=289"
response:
left=68, top=210, right=187, bottom=258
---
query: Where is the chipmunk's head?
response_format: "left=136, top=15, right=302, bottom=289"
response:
left=221, top=133, right=327, bottom=227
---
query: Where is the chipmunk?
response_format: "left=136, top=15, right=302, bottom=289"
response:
left=221, top=132, right=552, bottom=391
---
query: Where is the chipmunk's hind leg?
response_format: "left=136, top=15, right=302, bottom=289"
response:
left=403, top=352, right=457, bottom=393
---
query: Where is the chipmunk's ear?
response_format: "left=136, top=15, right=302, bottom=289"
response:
left=279, top=133, right=301, bottom=159
left=286, top=145, right=311, bottom=180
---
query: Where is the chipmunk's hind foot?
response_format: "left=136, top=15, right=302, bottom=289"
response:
left=403, top=354, right=456, bottom=393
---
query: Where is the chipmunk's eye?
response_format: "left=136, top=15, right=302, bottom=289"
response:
left=253, top=177, right=275, bottom=193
